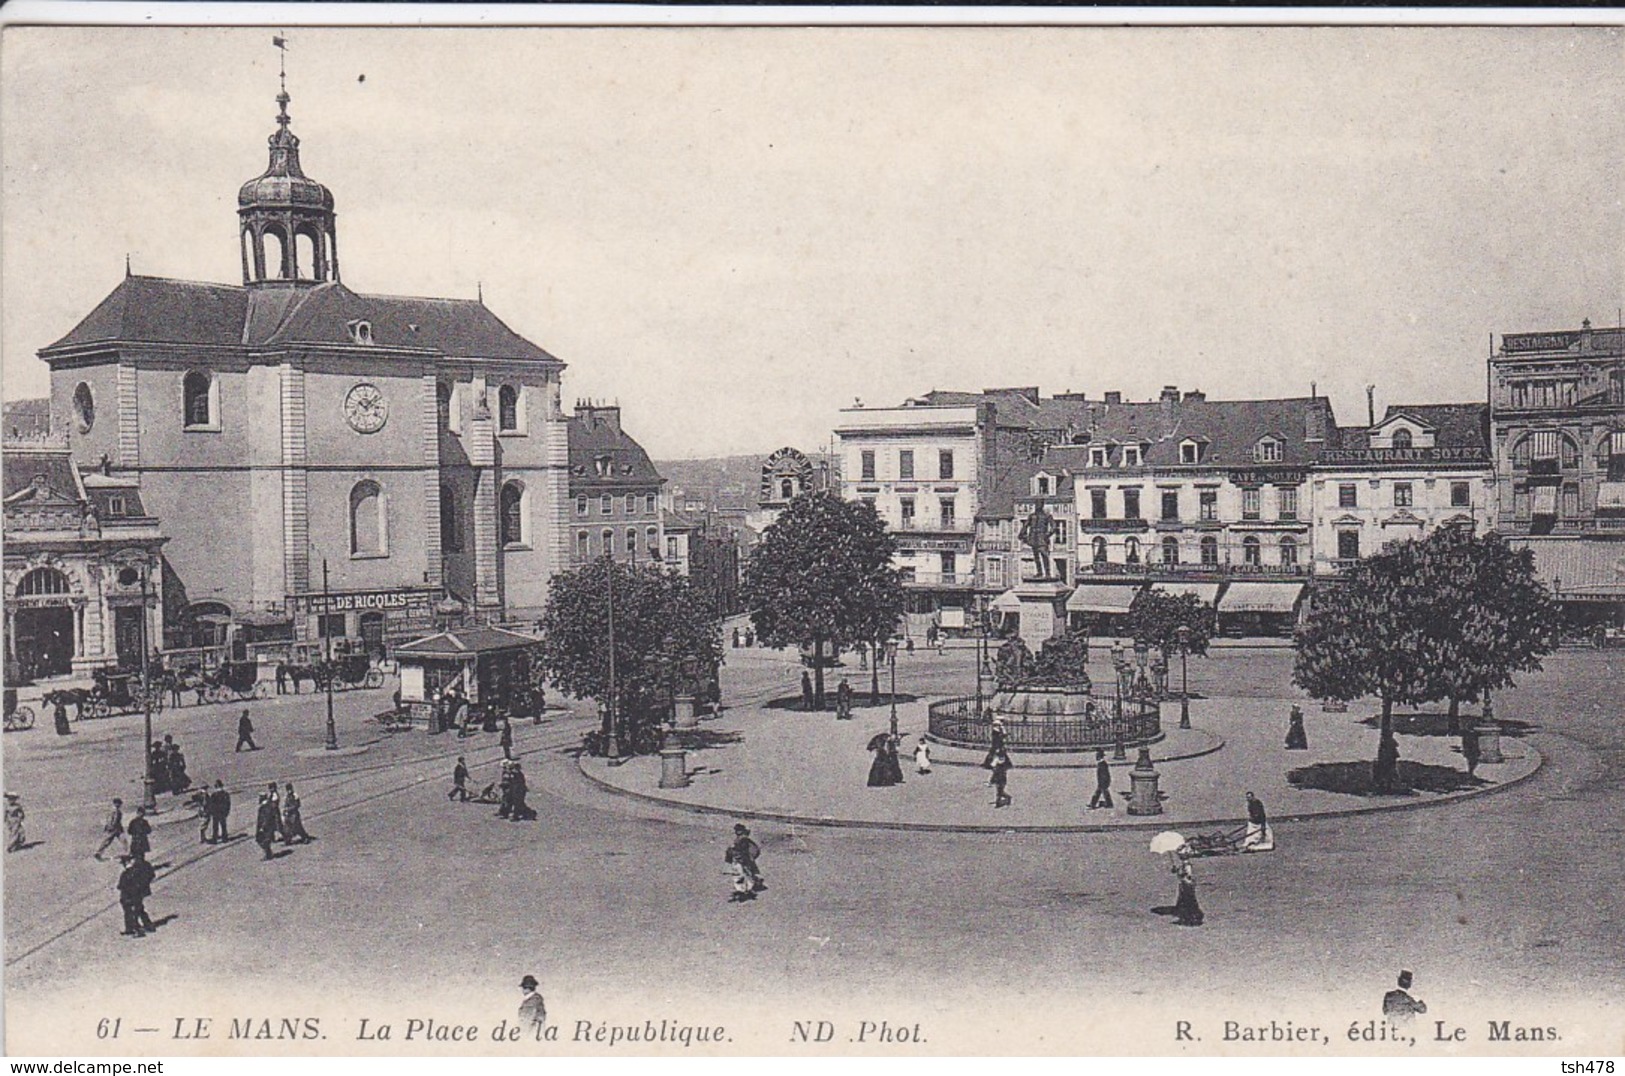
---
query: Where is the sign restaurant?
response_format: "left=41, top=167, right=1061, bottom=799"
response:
left=1321, top=447, right=1488, bottom=464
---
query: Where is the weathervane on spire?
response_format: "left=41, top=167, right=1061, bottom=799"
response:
left=272, top=33, right=290, bottom=127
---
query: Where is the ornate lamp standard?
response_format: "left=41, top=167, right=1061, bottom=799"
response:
left=139, top=559, right=157, bottom=811
left=886, top=638, right=899, bottom=738
left=1176, top=623, right=1191, bottom=730
left=321, top=557, right=338, bottom=750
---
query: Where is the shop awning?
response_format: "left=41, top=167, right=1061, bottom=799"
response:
left=1065, top=584, right=1141, bottom=613
left=1532, top=485, right=1558, bottom=517
left=394, top=627, right=541, bottom=660
left=1597, top=482, right=1625, bottom=511
left=1146, top=580, right=1221, bottom=605
left=990, top=590, right=1022, bottom=612
left=1218, top=582, right=1305, bottom=614
left=1511, top=538, right=1625, bottom=600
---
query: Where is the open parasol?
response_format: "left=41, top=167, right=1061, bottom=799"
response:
left=1149, top=830, right=1188, bottom=855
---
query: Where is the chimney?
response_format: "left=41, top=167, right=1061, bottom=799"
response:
left=1366, top=385, right=1376, bottom=428
left=1305, top=401, right=1327, bottom=443
left=1182, top=390, right=1206, bottom=403
left=1160, top=385, right=1179, bottom=428
left=1103, top=391, right=1122, bottom=405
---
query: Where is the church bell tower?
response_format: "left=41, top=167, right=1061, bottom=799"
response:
left=237, top=57, right=338, bottom=286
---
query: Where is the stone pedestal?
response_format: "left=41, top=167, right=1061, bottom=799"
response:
left=1127, top=746, right=1163, bottom=816
left=674, top=694, right=700, bottom=729
left=658, top=747, right=690, bottom=789
left=1013, top=580, right=1073, bottom=647
left=1474, top=723, right=1503, bottom=764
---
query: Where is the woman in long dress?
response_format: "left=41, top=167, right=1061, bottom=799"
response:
left=1172, top=853, right=1204, bottom=926
left=913, top=737, right=933, bottom=775
left=866, top=733, right=895, bottom=787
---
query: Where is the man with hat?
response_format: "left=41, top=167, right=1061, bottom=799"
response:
left=518, top=975, right=546, bottom=1036
left=1382, top=970, right=1427, bottom=1024
left=254, top=794, right=279, bottom=860
left=117, top=851, right=157, bottom=937
left=126, top=805, right=153, bottom=860
left=94, top=798, right=127, bottom=860
left=235, top=709, right=258, bottom=752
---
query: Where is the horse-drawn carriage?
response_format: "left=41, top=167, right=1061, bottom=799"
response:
left=45, top=668, right=162, bottom=721
left=4, top=689, right=35, bottom=732
left=326, top=654, right=384, bottom=691
left=196, top=660, right=269, bottom=704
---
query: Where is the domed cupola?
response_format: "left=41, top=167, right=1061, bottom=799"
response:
left=238, top=74, right=339, bottom=286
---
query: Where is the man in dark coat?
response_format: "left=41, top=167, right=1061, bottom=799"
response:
left=836, top=679, right=853, bottom=720
left=150, top=741, right=171, bottom=794
left=1462, top=728, right=1482, bottom=776
left=1089, top=750, right=1114, bottom=810
left=126, top=806, right=153, bottom=860
left=449, top=756, right=470, bottom=801
left=730, top=823, right=765, bottom=892
left=1285, top=704, right=1309, bottom=750
left=235, top=709, right=258, bottom=752
left=1382, top=971, right=1427, bottom=1024
left=500, top=717, right=515, bottom=760
left=800, top=671, right=814, bottom=712
left=117, top=852, right=157, bottom=937
left=254, top=795, right=278, bottom=859
left=53, top=698, right=72, bottom=736
left=207, top=780, right=231, bottom=843
left=509, top=763, right=535, bottom=821
left=167, top=741, right=191, bottom=794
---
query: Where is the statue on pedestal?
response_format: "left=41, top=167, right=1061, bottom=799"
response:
left=1017, top=501, right=1060, bottom=581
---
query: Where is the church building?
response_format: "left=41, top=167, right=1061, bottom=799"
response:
left=37, top=77, right=570, bottom=655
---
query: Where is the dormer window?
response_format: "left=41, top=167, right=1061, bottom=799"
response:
left=1089, top=446, right=1108, bottom=468
left=1180, top=439, right=1202, bottom=465
left=106, top=495, right=127, bottom=517
left=594, top=455, right=613, bottom=478
left=1035, top=475, right=1051, bottom=496
left=1391, top=428, right=1413, bottom=450
left=346, top=320, right=374, bottom=346
left=1121, top=445, right=1142, bottom=467
left=1254, top=437, right=1282, bottom=463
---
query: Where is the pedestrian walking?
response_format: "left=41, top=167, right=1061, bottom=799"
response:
left=5, top=793, right=26, bottom=852
left=732, top=627, right=741, bottom=648
left=730, top=823, right=765, bottom=892
left=117, top=852, right=157, bottom=937
left=1170, top=852, right=1204, bottom=926
left=167, top=740, right=191, bottom=793
left=1089, top=750, right=1114, bottom=810
left=500, top=717, right=514, bottom=760
left=905, top=636, right=915, bottom=656
left=857, top=641, right=868, bottom=670
left=150, top=741, right=171, bottom=794
left=1462, top=728, right=1481, bottom=777
left=496, top=760, right=515, bottom=818
left=990, top=748, right=1013, bottom=808
left=724, top=846, right=755, bottom=902
left=981, top=718, right=1007, bottom=769
left=54, top=697, right=72, bottom=736
left=275, top=663, right=289, bottom=695
left=836, top=678, right=853, bottom=720
left=207, top=780, right=231, bottom=843
left=801, top=670, right=814, bottom=712
left=508, top=763, right=536, bottom=821
left=282, top=784, right=311, bottom=843
left=1242, top=791, right=1274, bottom=852
left=1285, top=704, right=1309, bottom=750
left=866, top=732, right=899, bottom=787
left=913, top=736, right=932, bottom=775
left=235, top=709, right=258, bottom=752
left=126, top=806, right=153, bottom=860
left=254, top=794, right=278, bottom=859
left=94, top=798, right=128, bottom=860
left=168, top=674, right=184, bottom=709
left=518, top=975, right=547, bottom=1036
left=449, top=756, right=471, bottom=801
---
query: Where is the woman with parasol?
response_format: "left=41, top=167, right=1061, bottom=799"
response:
left=866, top=732, right=898, bottom=787
left=1150, top=831, right=1204, bottom=926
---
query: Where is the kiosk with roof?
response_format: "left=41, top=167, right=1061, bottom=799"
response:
left=393, top=627, right=542, bottom=729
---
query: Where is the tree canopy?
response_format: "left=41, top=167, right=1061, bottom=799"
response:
left=742, top=492, right=904, bottom=707
left=1126, top=588, right=1215, bottom=657
left=1293, top=528, right=1558, bottom=788
left=535, top=557, right=723, bottom=752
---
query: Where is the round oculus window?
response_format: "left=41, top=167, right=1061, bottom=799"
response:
left=74, top=382, right=95, bottom=433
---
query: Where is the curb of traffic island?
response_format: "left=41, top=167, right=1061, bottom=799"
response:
left=928, top=727, right=1226, bottom=770
left=573, top=743, right=1544, bottom=835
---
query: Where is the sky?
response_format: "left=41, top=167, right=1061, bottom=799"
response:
left=3, top=25, right=1622, bottom=459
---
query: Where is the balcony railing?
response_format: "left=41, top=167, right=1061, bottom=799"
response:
left=1073, top=561, right=1312, bottom=579
left=902, top=571, right=978, bottom=588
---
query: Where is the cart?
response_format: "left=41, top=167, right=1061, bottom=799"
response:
left=328, top=654, right=384, bottom=691
left=202, top=661, right=269, bottom=703
left=1183, top=825, right=1275, bottom=857
left=4, top=689, right=35, bottom=732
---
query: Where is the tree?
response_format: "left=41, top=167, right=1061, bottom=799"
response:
left=534, top=557, right=722, bottom=754
left=1126, top=588, right=1215, bottom=659
left=1411, top=529, right=1560, bottom=733
left=742, top=492, right=904, bottom=709
left=1293, top=530, right=1558, bottom=790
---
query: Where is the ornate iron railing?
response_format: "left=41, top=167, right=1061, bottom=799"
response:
left=927, top=694, right=1162, bottom=752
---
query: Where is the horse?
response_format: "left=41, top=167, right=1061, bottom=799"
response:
left=276, top=663, right=321, bottom=694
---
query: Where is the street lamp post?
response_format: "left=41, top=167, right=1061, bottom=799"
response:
left=139, top=560, right=157, bottom=811
left=1176, top=623, right=1191, bottom=730
left=322, top=558, right=338, bottom=750
left=887, top=639, right=898, bottom=739
left=604, top=555, right=620, bottom=758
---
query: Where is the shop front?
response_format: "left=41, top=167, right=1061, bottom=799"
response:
left=288, top=587, right=441, bottom=660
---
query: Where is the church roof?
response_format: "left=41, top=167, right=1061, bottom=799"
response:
left=41, top=276, right=562, bottom=366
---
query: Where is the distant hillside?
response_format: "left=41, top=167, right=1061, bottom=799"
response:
left=657, top=450, right=836, bottom=511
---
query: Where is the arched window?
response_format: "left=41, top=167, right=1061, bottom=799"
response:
left=73, top=382, right=95, bottom=433
left=183, top=371, right=215, bottom=428
left=500, top=481, right=526, bottom=547
left=1560, top=433, right=1580, bottom=470
left=1613, top=369, right=1625, bottom=406
left=1092, top=536, right=1108, bottom=563
left=601, top=529, right=614, bottom=557
left=1161, top=536, right=1180, bottom=565
left=781, top=478, right=795, bottom=501
left=262, top=229, right=287, bottom=279
left=1511, top=435, right=1531, bottom=470
left=1200, top=535, right=1219, bottom=566
left=1391, top=428, right=1413, bottom=450
left=295, top=231, right=318, bottom=279
left=16, top=567, right=71, bottom=596
left=437, top=382, right=452, bottom=429
left=576, top=531, right=589, bottom=561
left=626, top=528, right=639, bottom=557
left=1279, top=535, right=1298, bottom=567
left=1242, top=535, right=1262, bottom=566
left=439, top=484, right=460, bottom=553
left=498, top=385, right=520, bottom=433
left=646, top=526, right=660, bottom=559
left=350, top=480, right=386, bottom=556
left=1125, top=537, right=1141, bottom=564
